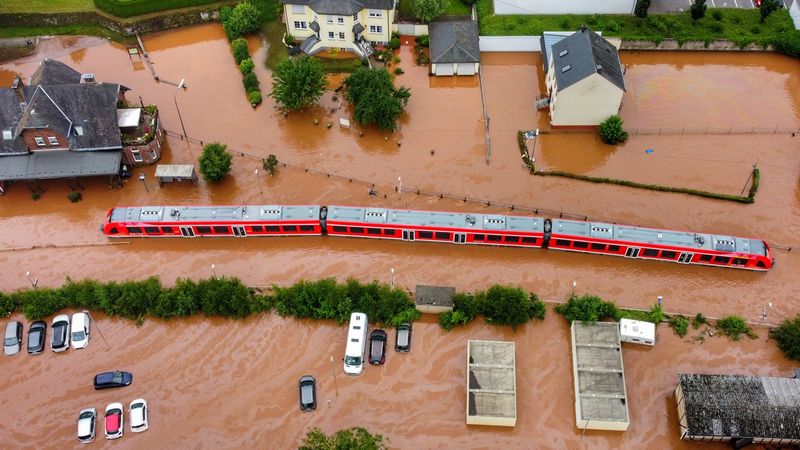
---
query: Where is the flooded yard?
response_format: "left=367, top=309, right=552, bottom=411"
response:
left=1, top=24, right=800, bottom=448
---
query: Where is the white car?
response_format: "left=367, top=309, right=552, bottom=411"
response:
left=129, top=399, right=148, bottom=432
left=104, top=403, right=123, bottom=440
left=70, top=312, right=91, bottom=349
left=77, top=408, right=96, bottom=443
left=51, top=314, right=70, bottom=353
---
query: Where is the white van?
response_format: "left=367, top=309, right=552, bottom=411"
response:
left=71, top=312, right=91, bottom=349
left=343, top=312, right=368, bottom=376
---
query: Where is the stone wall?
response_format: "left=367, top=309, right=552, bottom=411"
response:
left=0, top=38, right=37, bottom=62
left=620, top=39, right=771, bottom=51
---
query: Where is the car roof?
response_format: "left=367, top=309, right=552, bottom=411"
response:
left=4, top=321, right=19, bottom=336
left=71, top=313, right=88, bottom=330
left=130, top=406, right=144, bottom=425
left=105, top=412, right=120, bottom=431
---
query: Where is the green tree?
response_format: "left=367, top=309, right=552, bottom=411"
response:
left=344, top=68, right=411, bottom=131
left=270, top=56, right=327, bottom=110
left=554, top=295, right=620, bottom=324
left=299, top=427, right=388, bottom=450
left=482, top=285, right=545, bottom=330
left=760, top=0, right=779, bottom=23
left=598, top=115, right=629, bottom=145
left=690, top=0, right=707, bottom=22
left=769, top=314, right=800, bottom=361
left=634, top=0, right=651, bottom=18
left=222, top=1, right=262, bottom=40
left=263, top=154, right=279, bottom=175
left=198, top=142, right=233, bottom=183
left=231, top=38, right=250, bottom=64
left=413, top=0, right=445, bottom=23
left=239, top=58, right=255, bottom=75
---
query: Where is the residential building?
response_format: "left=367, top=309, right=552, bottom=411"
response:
left=494, top=0, right=635, bottom=15
left=544, top=28, right=625, bottom=127
left=281, top=0, right=396, bottom=57
left=429, top=20, right=480, bottom=76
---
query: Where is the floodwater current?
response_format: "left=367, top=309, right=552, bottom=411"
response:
left=1, top=25, right=799, bottom=448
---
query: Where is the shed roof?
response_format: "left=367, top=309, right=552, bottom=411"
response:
left=155, top=164, right=196, bottom=178
left=429, top=20, right=480, bottom=64
left=678, top=373, right=800, bottom=441
left=415, top=285, right=455, bottom=307
left=0, top=150, right=121, bottom=181
left=551, top=28, right=625, bottom=92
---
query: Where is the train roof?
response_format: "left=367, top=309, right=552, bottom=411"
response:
left=327, top=205, right=543, bottom=233
left=552, top=219, right=767, bottom=256
left=109, top=205, right=320, bottom=223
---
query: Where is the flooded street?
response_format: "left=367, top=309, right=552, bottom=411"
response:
left=1, top=25, right=800, bottom=448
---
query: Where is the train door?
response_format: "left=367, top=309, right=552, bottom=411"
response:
left=180, top=227, right=195, bottom=237
left=678, top=252, right=693, bottom=263
left=232, top=226, right=247, bottom=237
left=453, top=233, right=466, bottom=244
left=402, top=230, right=415, bottom=241
left=625, top=247, right=640, bottom=258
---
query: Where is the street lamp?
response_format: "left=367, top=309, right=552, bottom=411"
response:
left=139, top=173, right=149, bottom=193
left=397, top=176, right=402, bottom=199
left=25, top=271, right=38, bottom=288
left=571, top=280, right=576, bottom=298
left=657, top=296, right=663, bottom=307
left=211, top=264, right=217, bottom=278
left=255, top=169, right=264, bottom=202
left=174, top=79, right=188, bottom=139
left=390, top=268, right=395, bottom=289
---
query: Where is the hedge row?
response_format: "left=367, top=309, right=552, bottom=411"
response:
left=93, top=0, right=225, bottom=18
left=222, top=5, right=263, bottom=106
left=438, top=285, right=546, bottom=331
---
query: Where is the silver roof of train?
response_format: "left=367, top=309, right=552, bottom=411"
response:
left=110, top=205, right=320, bottom=223
left=327, top=206, right=543, bottom=233
left=552, top=219, right=766, bottom=256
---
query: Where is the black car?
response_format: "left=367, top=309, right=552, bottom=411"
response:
left=93, top=371, right=133, bottom=390
left=27, top=321, right=46, bottom=355
left=369, top=329, right=387, bottom=365
left=299, top=375, right=316, bottom=411
left=395, top=323, right=412, bottom=352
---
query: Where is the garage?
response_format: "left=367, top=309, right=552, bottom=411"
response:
left=456, top=63, right=476, bottom=76
left=429, top=20, right=480, bottom=77
left=434, top=64, right=454, bottom=76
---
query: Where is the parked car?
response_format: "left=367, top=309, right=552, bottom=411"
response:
left=27, top=321, right=46, bottom=355
left=395, top=323, right=412, bottom=353
left=369, top=329, right=387, bottom=365
left=77, top=408, right=97, bottom=443
left=70, top=312, right=91, bottom=349
left=51, top=314, right=70, bottom=352
left=3, top=321, right=23, bottom=356
left=94, top=371, right=133, bottom=390
left=104, top=403, right=123, bottom=440
left=298, top=375, right=317, bottom=411
left=129, top=399, right=148, bottom=432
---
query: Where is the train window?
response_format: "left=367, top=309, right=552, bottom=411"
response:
left=435, top=232, right=450, bottom=240
left=555, top=239, right=570, bottom=246
left=522, top=237, right=537, bottom=244
left=590, top=243, right=605, bottom=251
left=642, top=249, right=659, bottom=257
left=127, top=227, right=142, bottom=233
left=383, top=229, right=397, bottom=236
left=573, top=241, right=588, bottom=249
left=251, top=226, right=263, bottom=232
left=504, top=236, right=520, bottom=243
left=332, top=226, right=347, bottom=233
left=713, top=256, right=731, bottom=264
left=732, top=258, right=748, bottom=266
left=299, top=225, right=314, bottom=232
left=283, top=225, right=298, bottom=232
left=474, top=234, right=485, bottom=241
left=144, top=227, right=159, bottom=234
left=699, top=254, right=713, bottom=262
left=350, top=227, right=365, bottom=234
left=213, top=226, right=229, bottom=234
left=196, top=226, right=211, bottom=234
left=418, top=231, right=433, bottom=239
left=161, top=227, right=173, bottom=233
left=487, top=235, right=502, bottom=242
left=266, top=226, right=280, bottom=232
left=608, top=245, right=620, bottom=252
left=661, top=250, right=677, bottom=259
left=368, top=228, right=382, bottom=235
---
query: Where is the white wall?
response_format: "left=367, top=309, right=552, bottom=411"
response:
left=479, top=36, right=540, bottom=52
left=551, top=73, right=624, bottom=126
left=494, top=0, right=635, bottom=15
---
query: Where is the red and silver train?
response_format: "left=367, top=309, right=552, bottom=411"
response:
left=103, top=204, right=773, bottom=271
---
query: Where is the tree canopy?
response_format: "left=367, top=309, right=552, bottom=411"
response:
left=221, top=1, right=262, bottom=40
left=690, top=0, right=707, bottom=22
left=413, top=0, right=445, bottom=23
left=344, top=68, right=410, bottom=131
left=270, top=56, right=327, bottom=110
left=198, top=142, right=233, bottom=183
left=299, top=427, right=387, bottom=450
left=769, top=314, right=800, bottom=361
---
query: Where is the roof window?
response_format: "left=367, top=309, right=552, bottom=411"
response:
left=2, top=130, right=11, bottom=140
left=74, top=125, right=84, bottom=136
left=34, top=136, right=45, bottom=146
left=559, top=49, right=569, bottom=57
left=561, top=65, right=571, bottom=73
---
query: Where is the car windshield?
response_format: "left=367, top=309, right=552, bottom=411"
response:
left=79, top=411, right=94, bottom=420
left=72, top=331, right=86, bottom=341
left=3, top=337, right=16, bottom=346
left=112, top=372, right=123, bottom=383
left=344, top=355, right=361, bottom=366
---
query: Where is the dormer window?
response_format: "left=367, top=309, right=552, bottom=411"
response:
left=34, top=137, right=45, bottom=147
left=48, top=136, right=58, bottom=145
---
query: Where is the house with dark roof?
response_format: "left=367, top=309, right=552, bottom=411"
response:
left=0, top=59, right=162, bottom=194
left=429, top=20, right=480, bottom=76
left=544, top=28, right=625, bottom=127
left=281, top=0, right=396, bottom=57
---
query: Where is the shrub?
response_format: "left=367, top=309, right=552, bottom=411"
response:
left=716, top=315, right=757, bottom=341
left=598, top=115, right=629, bottom=145
left=389, top=37, right=401, bottom=49
left=417, top=35, right=430, bottom=47
left=634, top=0, right=650, bottom=18
left=31, top=192, right=40, bottom=201
left=710, top=22, right=724, bottom=33
left=413, top=0, right=445, bottom=23
left=773, top=30, right=800, bottom=58
left=554, top=295, right=620, bottom=324
left=712, top=10, right=723, bottom=21
left=692, top=313, right=708, bottom=328
left=394, top=67, right=404, bottom=75
left=239, top=57, right=255, bottom=75
left=283, top=33, right=295, bottom=46
left=619, top=304, right=663, bottom=323
left=68, top=191, right=82, bottom=202
left=690, top=0, right=707, bottom=22
left=760, top=0, right=779, bottom=24
left=222, top=1, right=262, bottom=40
left=769, top=314, right=800, bottom=361
left=438, top=310, right=471, bottom=331
left=248, top=90, right=262, bottom=105
left=198, top=142, right=233, bottom=182
left=231, top=38, right=250, bottom=64
left=263, top=154, right=279, bottom=175
left=299, top=427, right=387, bottom=450
left=243, top=71, right=260, bottom=92
left=482, top=286, right=545, bottom=330
left=669, top=315, right=689, bottom=337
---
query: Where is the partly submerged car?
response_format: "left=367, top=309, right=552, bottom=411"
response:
left=94, top=371, right=133, bottom=390
left=395, top=323, right=412, bottom=353
left=129, top=399, right=148, bottom=432
left=299, top=376, right=317, bottom=411
left=104, top=403, right=124, bottom=440
left=51, top=315, right=70, bottom=353
left=3, top=321, right=23, bottom=356
left=77, top=408, right=96, bottom=443
left=369, top=329, right=387, bottom=365
left=70, top=312, right=91, bottom=349
left=27, top=321, right=46, bottom=355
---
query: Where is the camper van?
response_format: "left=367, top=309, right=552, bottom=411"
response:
left=343, top=312, right=368, bottom=375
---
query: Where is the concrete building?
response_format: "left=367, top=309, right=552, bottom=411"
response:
left=429, top=20, right=480, bottom=76
left=675, top=372, right=800, bottom=446
left=466, top=340, right=516, bottom=427
left=280, top=0, right=395, bottom=57
left=494, top=0, right=635, bottom=15
left=544, top=28, right=625, bottom=127
left=570, top=321, right=630, bottom=431
left=414, top=285, right=455, bottom=314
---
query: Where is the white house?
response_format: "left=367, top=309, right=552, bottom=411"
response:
left=281, top=0, right=396, bottom=57
left=544, top=28, right=625, bottom=128
left=494, top=0, right=635, bottom=15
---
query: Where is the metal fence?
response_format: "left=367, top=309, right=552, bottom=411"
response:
left=543, top=126, right=800, bottom=137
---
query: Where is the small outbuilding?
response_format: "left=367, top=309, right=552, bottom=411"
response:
left=155, top=164, right=197, bottom=186
left=415, top=284, right=455, bottom=314
left=429, top=20, right=480, bottom=76
left=619, top=318, right=655, bottom=346
left=466, top=340, right=516, bottom=427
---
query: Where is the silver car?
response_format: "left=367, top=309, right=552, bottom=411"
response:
left=4, top=321, right=23, bottom=356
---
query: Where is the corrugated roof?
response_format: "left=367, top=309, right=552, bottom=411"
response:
left=551, top=28, right=625, bottom=92
left=0, top=150, right=121, bottom=181
left=429, top=20, right=480, bottom=64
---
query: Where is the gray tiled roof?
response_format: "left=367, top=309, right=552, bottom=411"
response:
left=551, top=28, right=625, bottom=92
left=0, top=90, right=26, bottom=155
left=281, top=0, right=393, bottom=15
left=29, top=59, right=82, bottom=86
left=0, top=149, right=121, bottom=181
left=429, top=20, right=480, bottom=64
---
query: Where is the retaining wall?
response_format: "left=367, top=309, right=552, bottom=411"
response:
left=479, top=36, right=540, bottom=52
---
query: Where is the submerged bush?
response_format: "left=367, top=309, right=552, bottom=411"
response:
left=769, top=314, right=800, bottom=361
left=598, top=115, right=629, bottom=145
left=554, top=295, right=620, bottom=324
left=438, top=285, right=545, bottom=331
left=669, top=315, right=690, bottom=337
left=716, top=315, right=758, bottom=341
left=231, top=38, right=250, bottom=64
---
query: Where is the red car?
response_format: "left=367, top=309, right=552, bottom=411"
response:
left=104, top=403, right=123, bottom=440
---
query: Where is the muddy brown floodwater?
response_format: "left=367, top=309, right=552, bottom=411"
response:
left=1, top=25, right=800, bottom=448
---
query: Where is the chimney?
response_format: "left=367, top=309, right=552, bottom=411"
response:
left=11, top=76, right=24, bottom=102
left=80, top=73, right=96, bottom=84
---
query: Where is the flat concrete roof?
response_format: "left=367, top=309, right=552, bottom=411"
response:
left=570, top=321, right=630, bottom=431
left=467, top=340, right=516, bottom=427
left=415, top=285, right=455, bottom=307
left=117, top=108, right=141, bottom=128
left=155, top=164, right=195, bottom=178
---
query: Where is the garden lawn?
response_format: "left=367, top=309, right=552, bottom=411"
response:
left=1, top=0, right=95, bottom=12
left=477, top=0, right=793, bottom=47
left=399, top=0, right=472, bottom=22
left=0, top=24, right=126, bottom=42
